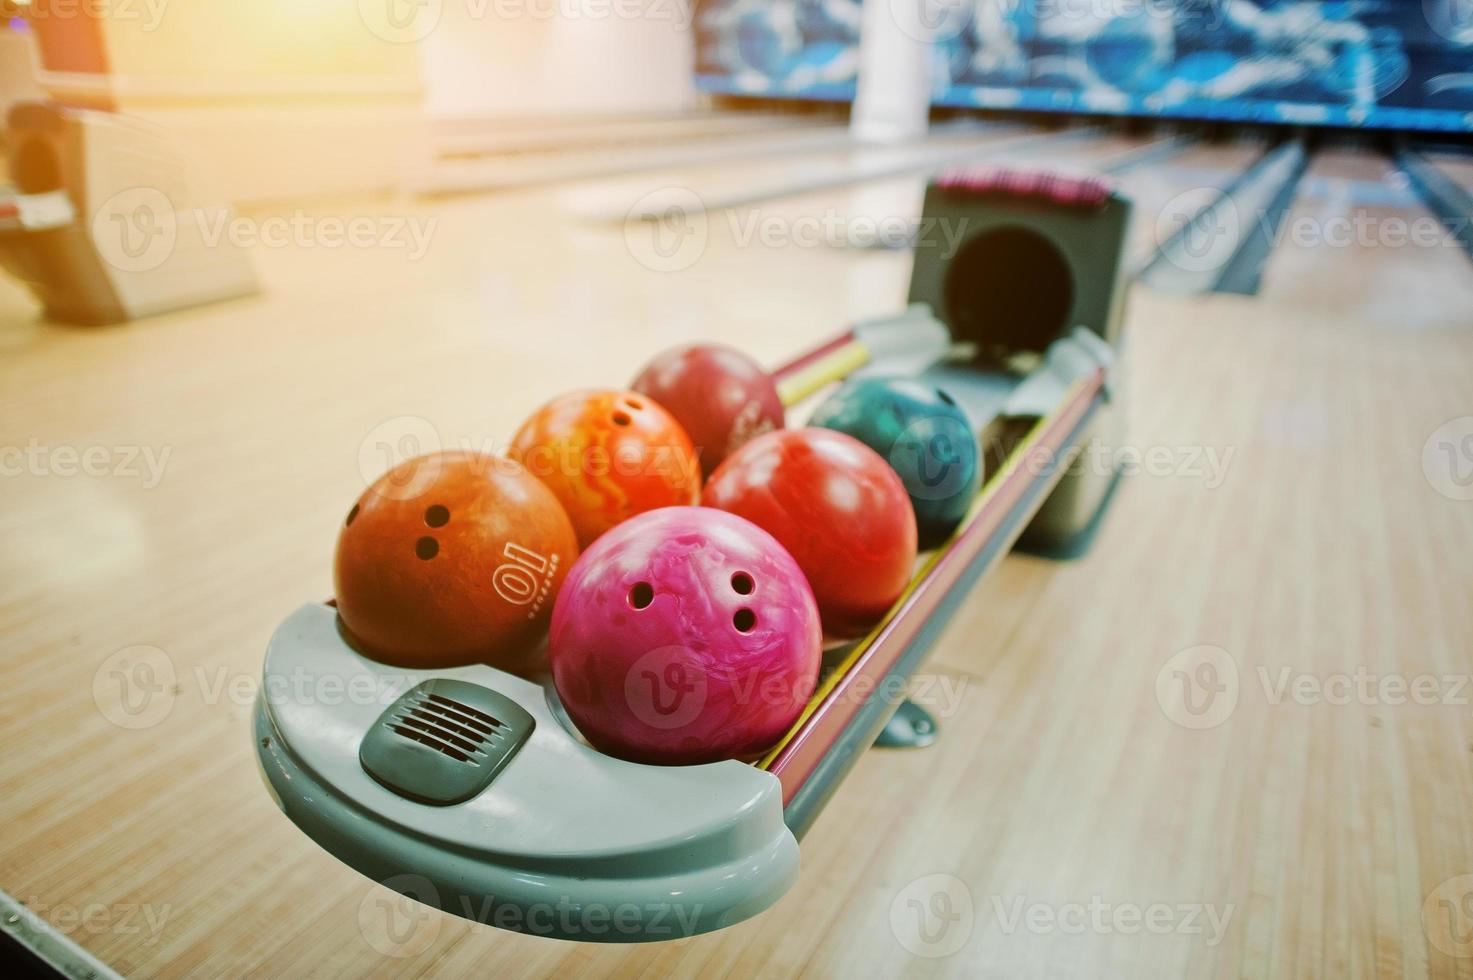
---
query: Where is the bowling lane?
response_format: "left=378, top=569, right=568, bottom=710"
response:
left=0, top=160, right=908, bottom=975
left=553, top=120, right=1035, bottom=220
left=1255, top=149, right=1473, bottom=326
left=1111, top=139, right=1267, bottom=268
left=629, top=129, right=1162, bottom=317
left=702, top=130, right=1162, bottom=255
left=429, top=118, right=858, bottom=195
left=1416, top=151, right=1473, bottom=192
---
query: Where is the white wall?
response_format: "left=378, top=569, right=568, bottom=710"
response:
left=421, top=4, right=698, bottom=118
left=13, top=4, right=701, bottom=203
left=24, top=3, right=425, bottom=203
left=0, top=28, right=45, bottom=123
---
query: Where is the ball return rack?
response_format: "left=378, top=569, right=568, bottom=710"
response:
left=254, top=170, right=1131, bottom=942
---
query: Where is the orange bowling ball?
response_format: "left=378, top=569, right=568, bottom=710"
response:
left=334, top=450, right=578, bottom=668
left=510, top=389, right=702, bottom=547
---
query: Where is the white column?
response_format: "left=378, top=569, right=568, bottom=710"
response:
left=850, top=0, right=938, bottom=143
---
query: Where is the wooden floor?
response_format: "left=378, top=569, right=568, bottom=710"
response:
left=3, top=124, right=1473, bottom=979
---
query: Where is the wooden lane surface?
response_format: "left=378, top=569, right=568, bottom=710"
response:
left=552, top=121, right=1035, bottom=221
left=1424, top=153, right=1473, bottom=191
left=1111, top=139, right=1267, bottom=267
left=1256, top=149, right=1473, bottom=322
left=717, top=131, right=1154, bottom=226
left=2, top=139, right=1473, bottom=978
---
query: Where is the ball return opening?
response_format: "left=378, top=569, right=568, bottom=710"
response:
left=253, top=170, right=1131, bottom=942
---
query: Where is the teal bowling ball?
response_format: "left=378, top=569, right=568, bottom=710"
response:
left=808, top=378, right=981, bottom=549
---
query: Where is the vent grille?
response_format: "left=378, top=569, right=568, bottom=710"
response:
left=388, top=691, right=504, bottom=764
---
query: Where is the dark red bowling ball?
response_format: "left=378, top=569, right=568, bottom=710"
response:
left=703, top=428, right=918, bottom=637
left=631, top=343, right=784, bottom=477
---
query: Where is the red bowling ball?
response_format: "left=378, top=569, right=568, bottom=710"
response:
left=335, top=451, right=579, bottom=668
left=549, top=507, right=822, bottom=765
left=631, top=343, right=784, bottom=477
left=704, top=428, right=918, bottom=636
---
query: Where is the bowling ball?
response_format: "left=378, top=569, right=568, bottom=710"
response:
left=549, top=507, right=822, bottom=765
left=808, top=377, right=982, bottom=549
left=335, top=451, right=578, bottom=668
left=630, top=344, right=784, bottom=477
left=704, top=428, right=918, bottom=637
left=510, top=389, right=702, bottom=548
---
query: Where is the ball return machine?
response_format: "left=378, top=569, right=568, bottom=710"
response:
left=254, top=170, right=1131, bottom=941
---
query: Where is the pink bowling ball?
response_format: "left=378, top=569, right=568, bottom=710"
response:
left=549, top=506, right=822, bottom=765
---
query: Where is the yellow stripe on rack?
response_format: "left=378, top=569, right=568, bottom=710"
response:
left=756, top=378, right=1093, bottom=771
left=775, top=341, right=871, bottom=407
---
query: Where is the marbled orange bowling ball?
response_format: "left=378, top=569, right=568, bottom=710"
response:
left=510, top=389, right=702, bottom=547
left=335, top=451, right=578, bottom=668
